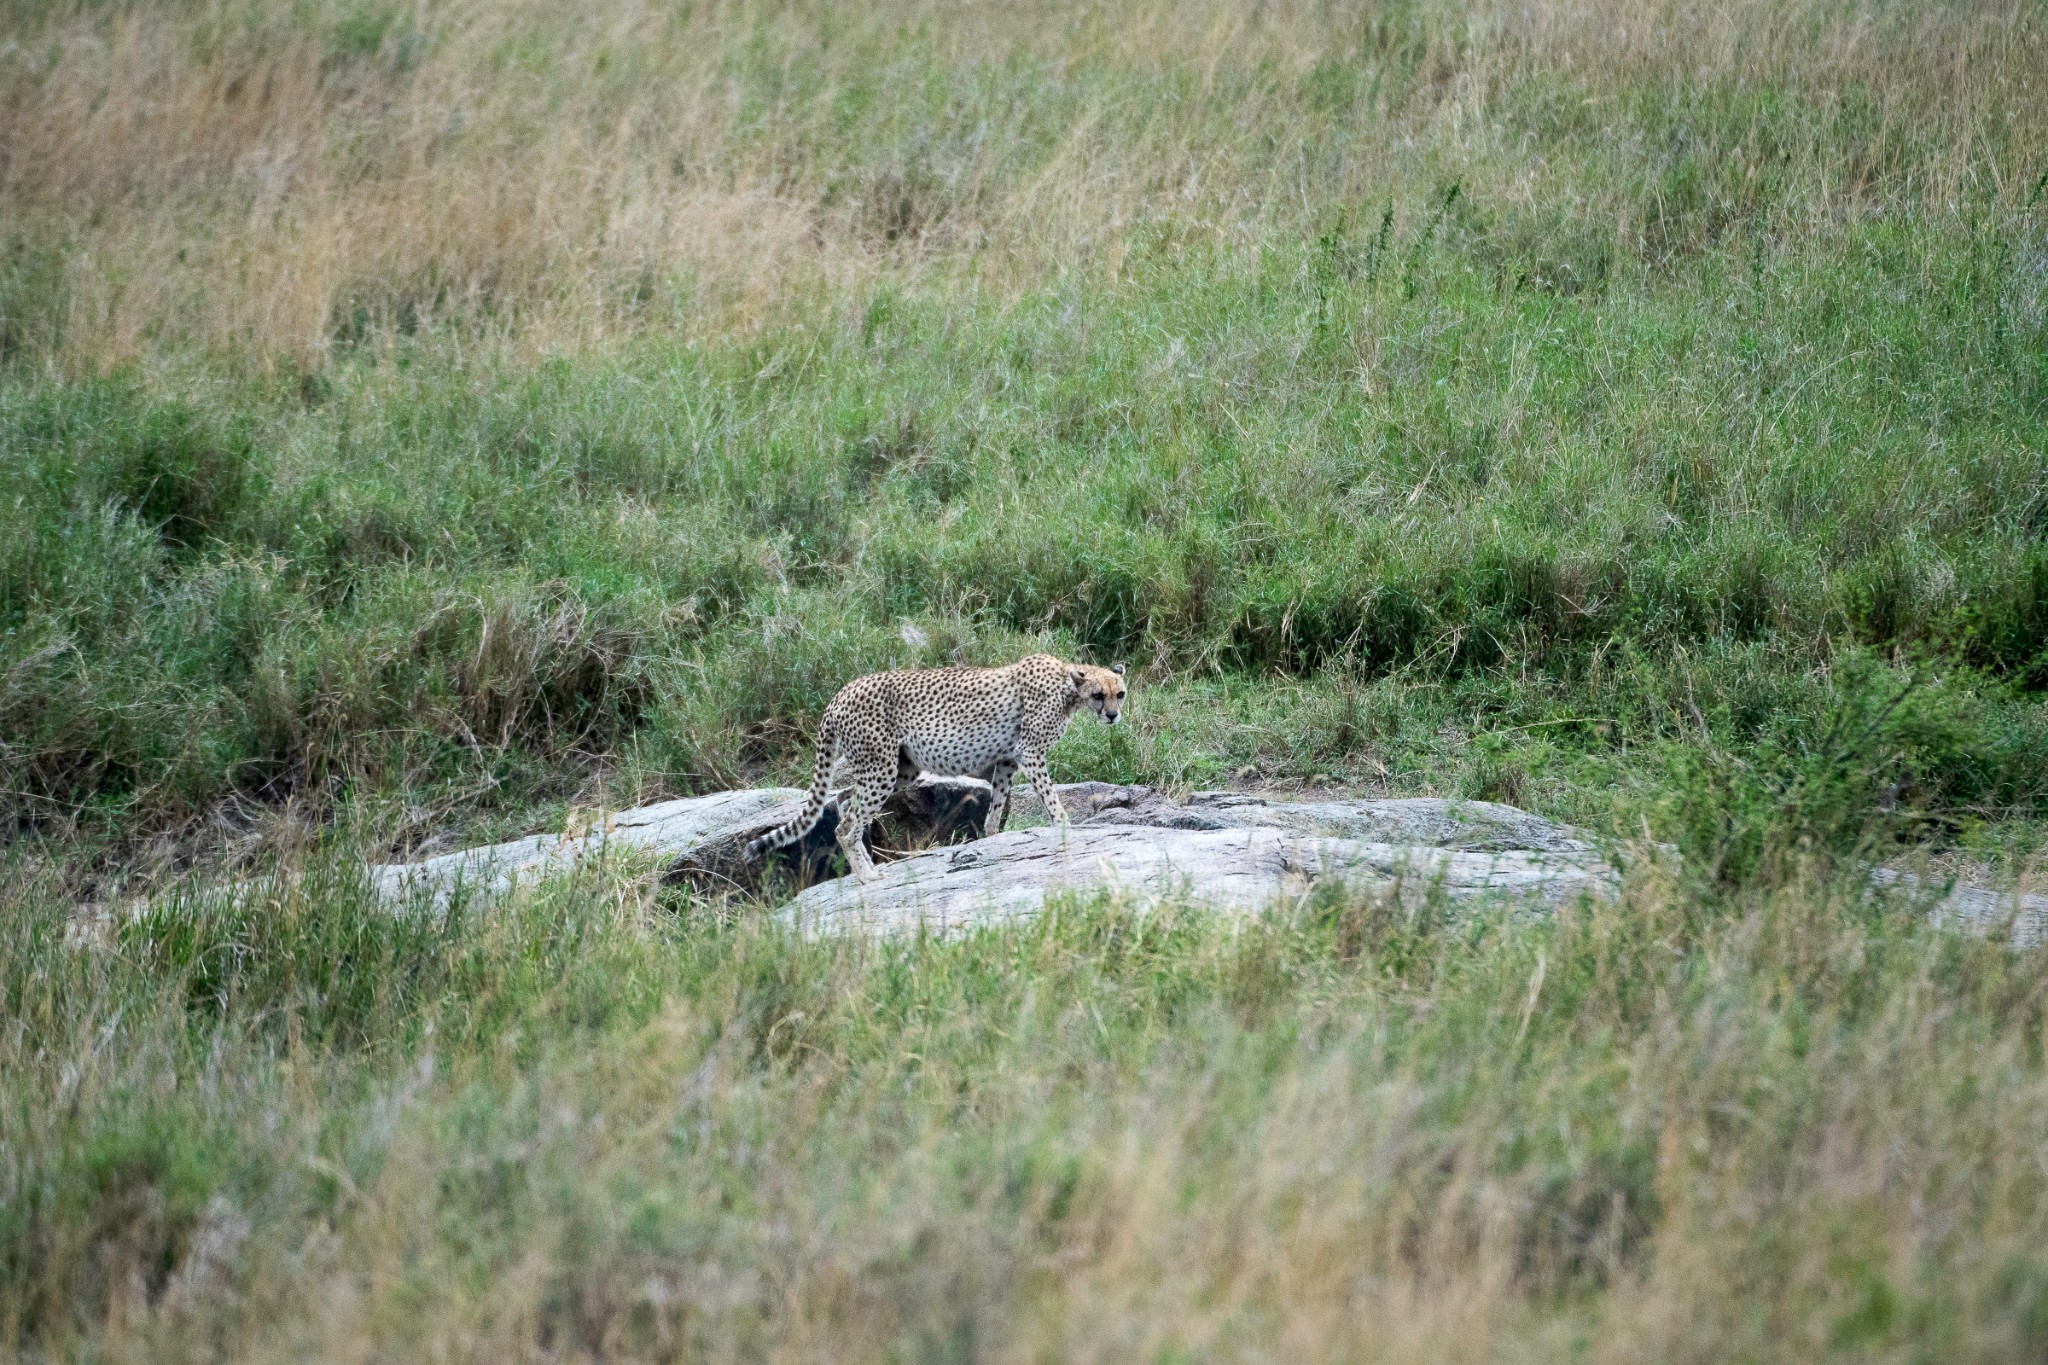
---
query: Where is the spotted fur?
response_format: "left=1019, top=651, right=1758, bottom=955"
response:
left=743, top=653, right=1128, bottom=883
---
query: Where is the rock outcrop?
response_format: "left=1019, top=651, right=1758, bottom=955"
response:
left=1055, top=782, right=1603, bottom=852
left=370, top=777, right=999, bottom=912
left=1869, top=868, right=2047, bottom=950
left=365, top=782, right=2046, bottom=947
left=369, top=787, right=805, bottom=912
left=775, top=789, right=1617, bottom=936
left=368, top=781, right=1614, bottom=924
left=778, top=821, right=1617, bottom=936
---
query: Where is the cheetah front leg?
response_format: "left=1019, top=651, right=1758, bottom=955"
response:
left=1016, top=749, right=1068, bottom=831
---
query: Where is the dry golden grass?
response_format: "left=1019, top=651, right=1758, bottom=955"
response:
left=3, top=0, right=2040, bottom=371
left=12, top=855, right=2045, bottom=1363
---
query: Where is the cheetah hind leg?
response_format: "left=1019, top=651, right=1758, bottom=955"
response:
left=834, top=757, right=892, bottom=884
left=981, top=757, right=1018, bottom=837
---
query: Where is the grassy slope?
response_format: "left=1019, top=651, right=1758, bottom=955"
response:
left=3, top=0, right=2048, bottom=1357
left=6, top=230, right=2047, bottom=853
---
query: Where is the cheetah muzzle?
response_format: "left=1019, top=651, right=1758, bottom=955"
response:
left=742, top=654, right=1128, bottom=884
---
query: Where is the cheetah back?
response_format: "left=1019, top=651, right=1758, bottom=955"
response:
left=831, top=664, right=1046, bottom=777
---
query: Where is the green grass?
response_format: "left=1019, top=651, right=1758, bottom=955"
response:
left=6, top=224, right=2047, bottom=854
left=4, top=0, right=2048, bottom=1356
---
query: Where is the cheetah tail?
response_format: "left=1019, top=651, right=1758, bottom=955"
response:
left=744, top=719, right=838, bottom=861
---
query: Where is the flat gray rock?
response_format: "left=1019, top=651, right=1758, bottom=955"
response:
left=369, top=784, right=1618, bottom=926
left=1869, top=868, right=2048, bottom=950
left=370, top=787, right=804, bottom=912
left=778, top=821, right=1619, bottom=937
left=1063, top=784, right=1602, bottom=853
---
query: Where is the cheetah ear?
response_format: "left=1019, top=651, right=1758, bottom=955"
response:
left=1067, top=666, right=1086, bottom=689
left=1111, top=662, right=1125, bottom=676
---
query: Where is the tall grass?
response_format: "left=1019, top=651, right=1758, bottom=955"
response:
left=0, top=0, right=2041, bottom=371
left=4, top=846, right=2047, bottom=1362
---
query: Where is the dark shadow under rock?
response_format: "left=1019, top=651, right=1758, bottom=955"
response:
left=668, top=776, right=995, bottom=896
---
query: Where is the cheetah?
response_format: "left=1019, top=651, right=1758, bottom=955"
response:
left=743, top=654, right=1128, bottom=883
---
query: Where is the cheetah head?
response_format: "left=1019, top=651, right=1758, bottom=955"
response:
left=1068, top=662, right=1128, bottom=725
